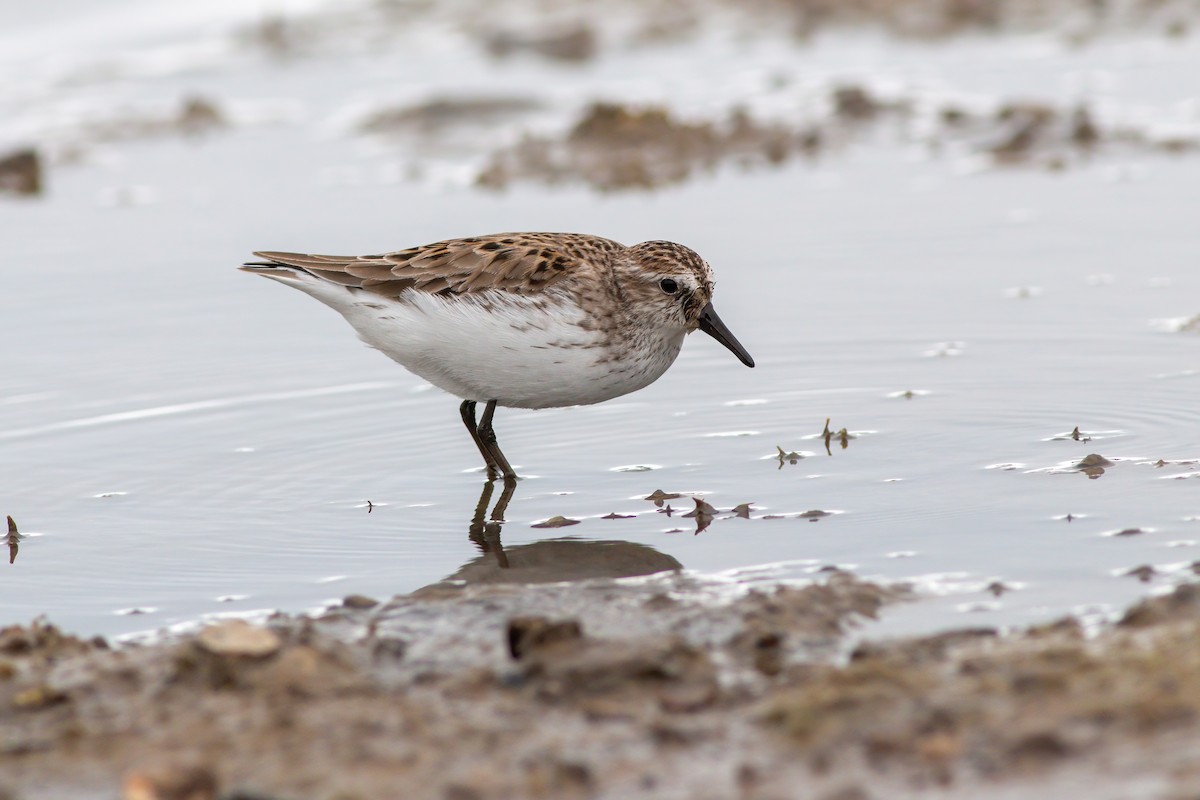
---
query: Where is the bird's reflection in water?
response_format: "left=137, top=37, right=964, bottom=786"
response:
left=447, top=481, right=683, bottom=586
left=466, top=478, right=516, bottom=568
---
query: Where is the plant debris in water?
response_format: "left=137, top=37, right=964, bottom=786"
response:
left=1122, top=564, right=1157, bottom=582
left=1112, top=527, right=1145, bottom=537
left=986, top=581, right=1012, bottom=597
left=5, top=516, right=20, bottom=565
left=681, top=497, right=718, bottom=534
left=776, top=445, right=803, bottom=467
left=822, top=418, right=853, bottom=455
left=644, top=489, right=682, bottom=507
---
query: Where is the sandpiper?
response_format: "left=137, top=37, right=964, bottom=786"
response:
left=241, top=232, right=754, bottom=481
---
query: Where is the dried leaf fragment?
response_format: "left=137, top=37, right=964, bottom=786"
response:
left=532, top=515, right=580, bottom=529
left=644, top=489, right=682, bottom=506
left=776, top=446, right=801, bottom=467
left=6, top=515, right=21, bottom=564
left=681, top=498, right=718, bottom=519
left=682, top=498, right=717, bottom=534
left=1124, top=565, right=1156, bottom=582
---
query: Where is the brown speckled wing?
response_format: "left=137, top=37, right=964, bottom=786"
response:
left=254, top=232, right=623, bottom=299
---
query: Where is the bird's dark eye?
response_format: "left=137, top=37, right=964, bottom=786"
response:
left=659, top=278, right=679, bottom=294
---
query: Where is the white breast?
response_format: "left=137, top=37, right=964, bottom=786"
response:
left=278, top=272, right=683, bottom=409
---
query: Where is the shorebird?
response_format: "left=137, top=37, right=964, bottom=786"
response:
left=241, top=232, right=754, bottom=481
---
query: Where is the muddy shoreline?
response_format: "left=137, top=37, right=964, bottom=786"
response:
left=5, top=1, right=1200, bottom=796
left=4, top=574, right=1200, bottom=799
left=10, top=0, right=1200, bottom=198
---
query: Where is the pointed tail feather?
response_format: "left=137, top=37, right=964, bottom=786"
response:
left=240, top=255, right=364, bottom=288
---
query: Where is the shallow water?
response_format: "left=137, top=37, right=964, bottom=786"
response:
left=2, top=2, right=1198, bottom=639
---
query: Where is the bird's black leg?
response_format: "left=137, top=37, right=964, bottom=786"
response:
left=459, top=400, right=499, bottom=481
left=477, top=399, right=518, bottom=483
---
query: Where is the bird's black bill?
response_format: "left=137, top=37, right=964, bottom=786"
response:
left=698, top=303, right=754, bottom=368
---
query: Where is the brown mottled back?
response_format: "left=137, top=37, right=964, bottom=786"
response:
left=254, top=232, right=624, bottom=300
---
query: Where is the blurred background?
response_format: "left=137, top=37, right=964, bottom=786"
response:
left=2, top=0, right=1198, bottom=640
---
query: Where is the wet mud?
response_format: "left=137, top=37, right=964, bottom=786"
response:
left=476, top=102, right=807, bottom=192
left=16, top=1, right=1200, bottom=196
left=476, top=90, right=1198, bottom=191
left=357, top=97, right=543, bottom=138
left=5, top=0, right=1200, bottom=796
left=0, top=150, right=41, bottom=196
left=481, top=23, right=599, bottom=63
left=71, top=96, right=227, bottom=146
left=5, top=578, right=1200, bottom=798
left=710, top=0, right=1200, bottom=41
left=238, top=0, right=1200, bottom=61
